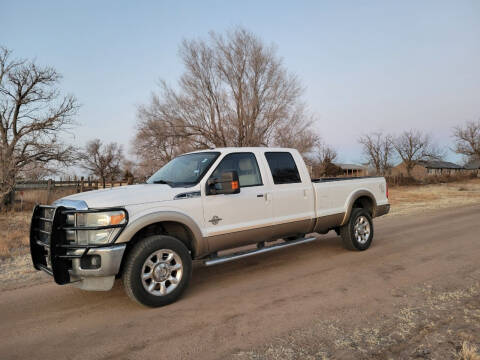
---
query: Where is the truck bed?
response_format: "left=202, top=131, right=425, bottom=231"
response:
left=312, top=176, right=388, bottom=219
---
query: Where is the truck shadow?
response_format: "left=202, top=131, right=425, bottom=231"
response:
left=187, top=233, right=345, bottom=294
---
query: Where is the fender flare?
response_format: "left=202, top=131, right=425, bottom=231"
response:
left=340, top=189, right=377, bottom=226
left=114, top=211, right=206, bottom=258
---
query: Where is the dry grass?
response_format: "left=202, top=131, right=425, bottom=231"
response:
left=388, top=178, right=480, bottom=216
left=457, top=341, right=480, bottom=360
left=0, top=212, right=30, bottom=259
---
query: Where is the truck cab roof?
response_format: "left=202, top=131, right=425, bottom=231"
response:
left=187, top=147, right=299, bottom=154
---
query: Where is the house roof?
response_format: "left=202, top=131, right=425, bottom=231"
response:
left=465, top=159, right=480, bottom=170
left=417, top=160, right=463, bottom=169
left=334, top=163, right=367, bottom=170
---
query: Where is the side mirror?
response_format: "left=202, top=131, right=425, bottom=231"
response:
left=207, top=170, right=240, bottom=195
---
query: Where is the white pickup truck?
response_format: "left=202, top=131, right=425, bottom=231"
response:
left=30, top=147, right=389, bottom=307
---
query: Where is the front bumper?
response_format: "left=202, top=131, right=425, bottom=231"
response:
left=68, top=244, right=126, bottom=290
left=69, top=244, right=126, bottom=277
left=30, top=205, right=127, bottom=291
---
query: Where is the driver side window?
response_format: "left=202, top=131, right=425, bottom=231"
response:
left=210, top=153, right=263, bottom=188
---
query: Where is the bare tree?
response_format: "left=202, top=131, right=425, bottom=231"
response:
left=17, top=162, right=61, bottom=181
left=358, top=132, right=395, bottom=175
left=317, top=142, right=338, bottom=165
left=393, top=130, right=443, bottom=177
left=121, top=158, right=137, bottom=184
left=273, top=110, right=321, bottom=157
left=452, top=120, right=480, bottom=161
left=0, top=46, right=79, bottom=207
left=80, top=139, right=124, bottom=188
left=134, top=28, right=319, bottom=172
left=307, top=142, right=342, bottom=177
left=133, top=101, right=196, bottom=176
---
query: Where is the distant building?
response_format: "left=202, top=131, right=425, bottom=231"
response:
left=391, top=160, right=464, bottom=179
left=334, top=163, right=368, bottom=177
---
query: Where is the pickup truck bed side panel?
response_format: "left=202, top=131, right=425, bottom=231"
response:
left=312, top=177, right=387, bottom=231
left=314, top=178, right=387, bottom=217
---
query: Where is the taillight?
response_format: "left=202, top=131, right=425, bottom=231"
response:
left=386, top=182, right=389, bottom=199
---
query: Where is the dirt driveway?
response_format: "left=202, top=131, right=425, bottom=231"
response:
left=1, top=204, right=479, bottom=360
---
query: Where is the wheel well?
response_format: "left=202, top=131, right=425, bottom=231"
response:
left=352, top=196, right=374, bottom=216
left=117, top=221, right=195, bottom=277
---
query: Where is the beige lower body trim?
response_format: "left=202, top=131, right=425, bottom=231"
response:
left=207, top=219, right=313, bottom=254
left=313, top=213, right=345, bottom=234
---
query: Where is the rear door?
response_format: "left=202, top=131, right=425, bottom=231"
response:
left=202, top=151, right=274, bottom=252
left=263, top=151, right=315, bottom=238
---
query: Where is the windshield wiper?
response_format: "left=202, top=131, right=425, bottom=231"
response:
left=151, top=180, right=173, bottom=186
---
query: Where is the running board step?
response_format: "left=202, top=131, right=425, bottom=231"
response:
left=204, top=236, right=317, bottom=266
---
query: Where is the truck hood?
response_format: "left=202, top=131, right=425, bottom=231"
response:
left=58, top=184, right=185, bottom=208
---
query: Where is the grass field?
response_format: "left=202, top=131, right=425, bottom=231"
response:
left=387, top=178, right=480, bottom=216
left=0, top=212, right=30, bottom=259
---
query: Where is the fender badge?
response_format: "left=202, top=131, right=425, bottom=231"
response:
left=208, top=215, right=222, bottom=225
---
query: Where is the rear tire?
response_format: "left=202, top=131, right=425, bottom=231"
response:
left=340, top=208, right=373, bottom=251
left=122, top=235, right=192, bottom=307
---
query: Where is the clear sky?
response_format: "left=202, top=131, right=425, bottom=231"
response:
left=1, top=0, right=479, bottom=165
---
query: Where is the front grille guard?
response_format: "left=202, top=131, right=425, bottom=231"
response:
left=30, top=205, right=128, bottom=285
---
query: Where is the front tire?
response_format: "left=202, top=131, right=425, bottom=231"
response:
left=122, top=235, right=192, bottom=307
left=340, top=208, right=374, bottom=251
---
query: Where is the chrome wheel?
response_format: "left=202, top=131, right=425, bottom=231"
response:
left=141, top=249, right=183, bottom=296
left=354, top=215, right=371, bottom=244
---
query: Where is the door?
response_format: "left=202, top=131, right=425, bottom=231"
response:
left=203, top=152, right=274, bottom=252
left=263, top=151, right=315, bottom=238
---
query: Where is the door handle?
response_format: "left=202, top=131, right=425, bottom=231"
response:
left=256, top=194, right=264, bottom=198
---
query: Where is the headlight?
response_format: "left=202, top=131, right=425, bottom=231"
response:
left=70, top=210, right=127, bottom=245
left=76, top=211, right=126, bottom=227
left=76, top=228, right=122, bottom=245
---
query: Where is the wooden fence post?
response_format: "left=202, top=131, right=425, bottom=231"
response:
left=47, top=179, right=52, bottom=204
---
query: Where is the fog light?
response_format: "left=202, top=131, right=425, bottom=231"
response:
left=80, top=255, right=101, bottom=269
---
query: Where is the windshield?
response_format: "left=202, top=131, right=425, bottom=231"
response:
left=147, top=152, right=220, bottom=187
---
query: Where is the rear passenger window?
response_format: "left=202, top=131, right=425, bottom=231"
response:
left=265, top=152, right=301, bottom=184
left=210, top=153, right=263, bottom=188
